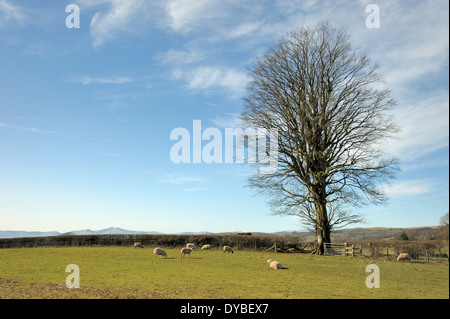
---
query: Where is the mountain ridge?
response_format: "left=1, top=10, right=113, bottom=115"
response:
left=0, top=226, right=440, bottom=240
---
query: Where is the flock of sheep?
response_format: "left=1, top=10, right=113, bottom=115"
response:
left=133, top=242, right=412, bottom=266
left=133, top=242, right=285, bottom=269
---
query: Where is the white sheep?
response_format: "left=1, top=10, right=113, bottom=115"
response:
left=180, top=247, right=192, bottom=259
left=266, top=259, right=282, bottom=269
left=186, top=243, right=196, bottom=250
left=397, top=253, right=411, bottom=262
left=223, top=245, right=234, bottom=254
left=153, top=247, right=167, bottom=259
left=201, top=244, right=211, bottom=250
left=133, top=242, right=144, bottom=249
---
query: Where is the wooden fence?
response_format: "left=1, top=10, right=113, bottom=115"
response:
left=324, top=242, right=363, bottom=257
left=324, top=241, right=448, bottom=261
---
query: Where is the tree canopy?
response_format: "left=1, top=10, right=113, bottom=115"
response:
left=241, top=22, right=399, bottom=254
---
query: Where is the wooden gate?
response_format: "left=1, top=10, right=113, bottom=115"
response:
left=324, top=243, right=362, bottom=257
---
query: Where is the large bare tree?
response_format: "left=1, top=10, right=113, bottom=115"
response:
left=240, top=22, right=399, bottom=254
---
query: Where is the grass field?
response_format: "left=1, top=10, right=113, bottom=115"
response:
left=0, top=246, right=448, bottom=299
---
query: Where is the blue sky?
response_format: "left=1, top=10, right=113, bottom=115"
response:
left=0, top=0, right=448, bottom=233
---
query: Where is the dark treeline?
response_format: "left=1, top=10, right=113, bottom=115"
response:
left=0, top=233, right=305, bottom=251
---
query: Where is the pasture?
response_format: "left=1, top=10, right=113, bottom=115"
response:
left=0, top=246, right=448, bottom=299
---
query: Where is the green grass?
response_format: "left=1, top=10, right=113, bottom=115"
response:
left=0, top=246, right=448, bottom=299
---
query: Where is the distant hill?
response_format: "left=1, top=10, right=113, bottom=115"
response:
left=330, top=226, right=440, bottom=241
left=217, top=227, right=441, bottom=241
left=0, top=230, right=61, bottom=239
left=0, top=227, right=163, bottom=239
left=286, top=226, right=441, bottom=242
left=0, top=226, right=441, bottom=240
left=68, top=227, right=164, bottom=236
left=178, top=231, right=214, bottom=235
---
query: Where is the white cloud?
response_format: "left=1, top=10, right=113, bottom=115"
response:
left=87, top=0, right=148, bottom=49
left=386, top=91, right=449, bottom=161
left=173, top=66, right=248, bottom=98
left=361, top=1, right=449, bottom=90
left=20, top=43, right=44, bottom=56
left=78, top=0, right=448, bottom=160
left=159, top=173, right=208, bottom=185
left=160, top=0, right=284, bottom=42
left=0, top=0, right=26, bottom=25
left=209, top=113, right=241, bottom=129
left=384, top=180, right=436, bottom=197
left=227, top=22, right=262, bottom=39
left=0, top=122, right=57, bottom=134
left=401, top=156, right=449, bottom=172
left=163, top=0, right=221, bottom=33
left=73, top=76, right=134, bottom=85
left=159, top=173, right=211, bottom=193
left=157, top=48, right=205, bottom=65
left=93, top=91, right=143, bottom=109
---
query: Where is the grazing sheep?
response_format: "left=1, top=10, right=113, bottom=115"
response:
left=267, top=259, right=282, bottom=269
left=133, top=242, right=144, bottom=249
left=186, top=243, right=196, bottom=250
left=397, top=253, right=411, bottom=262
left=180, top=247, right=192, bottom=259
left=153, top=247, right=167, bottom=259
left=223, top=245, right=234, bottom=254
left=201, top=244, right=211, bottom=250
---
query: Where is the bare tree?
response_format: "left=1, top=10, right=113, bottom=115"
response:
left=240, top=22, right=399, bottom=254
left=438, top=212, right=449, bottom=242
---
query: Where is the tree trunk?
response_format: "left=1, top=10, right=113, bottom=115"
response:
left=315, top=226, right=331, bottom=255
left=316, top=229, right=324, bottom=255
left=314, top=196, right=331, bottom=255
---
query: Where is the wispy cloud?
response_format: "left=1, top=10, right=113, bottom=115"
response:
left=163, top=0, right=222, bottom=33
left=93, top=151, right=124, bottom=158
left=226, top=21, right=262, bottom=39
left=75, top=0, right=448, bottom=160
left=20, top=43, right=44, bottom=56
left=384, top=180, right=436, bottom=197
left=181, top=187, right=211, bottom=192
left=84, top=0, right=151, bottom=49
left=209, top=113, right=241, bottom=129
left=357, top=1, right=449, bottom=91
left=172, top=66, right=248, bottom=98
left=158, top=173, right=212, bottom=193
left=72, top=76, right=134, bottom=85
left=0, top=0, right=26, bottom=25
left=156, top=48, right=206, bottom=65
left=159, top=173, right=208, bottom=185
left=0, top=121, right=113, bottom=144
left=386, top=91, right=449, bottom=161
left=0, top=122, right=57, bottom=134
left=92, top=91, right=144, bottom=110
left=401, top=156, right=449, bottom=173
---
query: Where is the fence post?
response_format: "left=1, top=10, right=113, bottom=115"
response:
left=344, top=242, right=347, bottom=257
